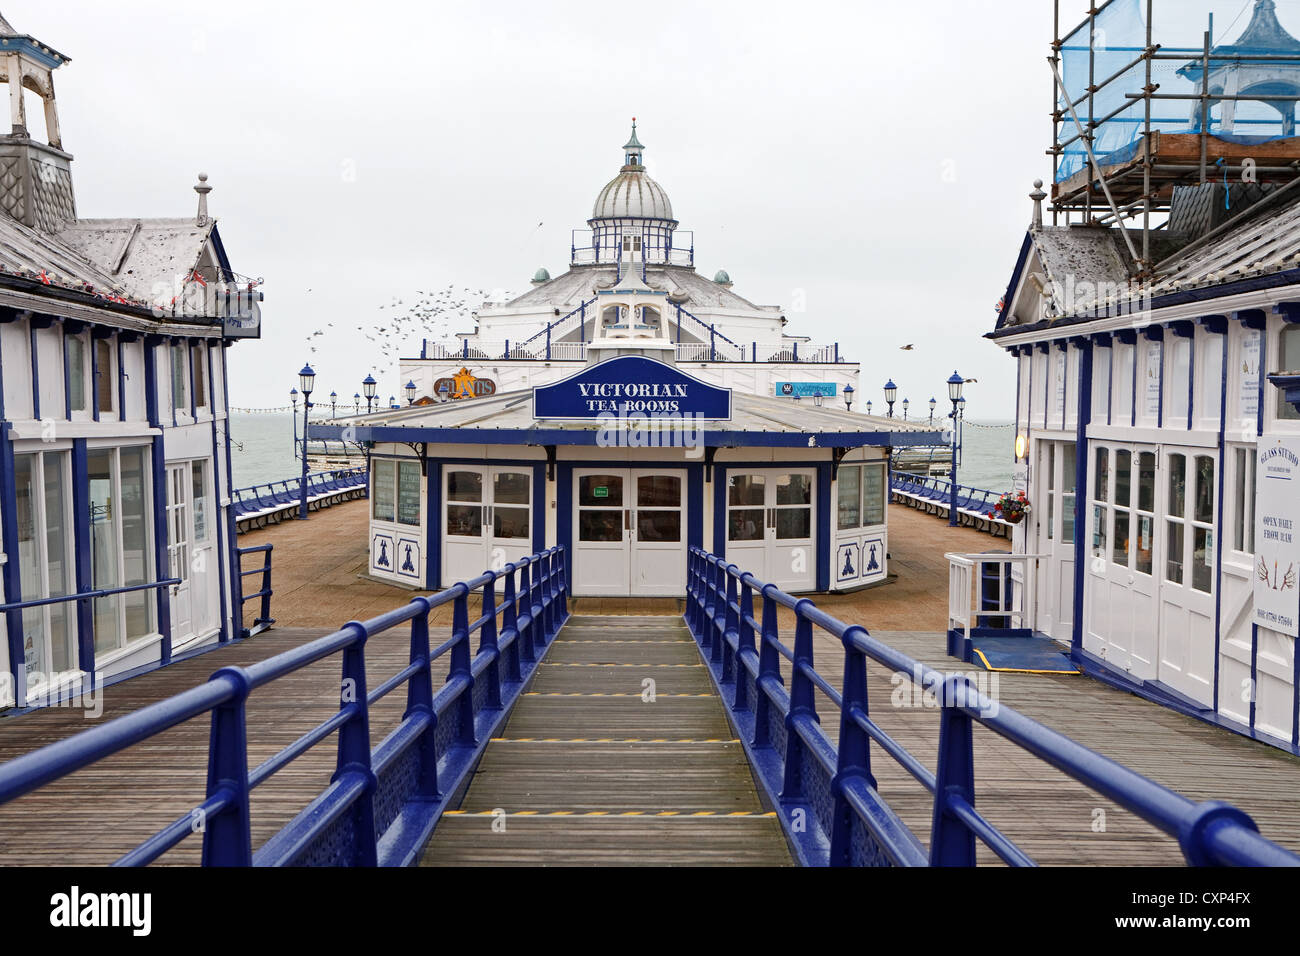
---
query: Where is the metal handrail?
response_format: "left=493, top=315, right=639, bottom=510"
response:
left=0, top=547, right=570, bottom=867
left=0, top=578, right=181, bottom=614
left=685, top=546, right=1300, bottom=868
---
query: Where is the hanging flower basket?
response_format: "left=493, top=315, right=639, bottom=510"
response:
left=988, top=490, right=1030, bottom=525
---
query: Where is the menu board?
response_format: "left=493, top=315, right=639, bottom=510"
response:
left=1254, top=435, right=1300, bottom=638
left=1143, top=340, right=1162, bottom=420
left=373, top=460, right=395, bottom=522
left=397, top=462, right=422, bottom=526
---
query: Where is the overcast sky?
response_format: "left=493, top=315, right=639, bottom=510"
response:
left=20, top=1, right=1137, bottom=418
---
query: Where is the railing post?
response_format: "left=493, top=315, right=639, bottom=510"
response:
left=557, top=546, right=569, bottom=621
left=829, top=625, right=877, bottom=866
left=479, top=574, right=502, bottom=709
left=930, top=674, right=978, bottom=866
left=529, top=556, right=548, bottom=647
left=539, top=551, right=554, bottom=641
left=754, top=588, right=781, bottom=748
left=721, top=566, right=739, bottom=686
left=685, top=550, right=699, bottom=637
left=752, top=340, right=757, bottom=363
left=781, top=602, right=818, bottom=804
left=404, top=597, right=440, bottom=799
left=710, top=324, right=716, bottom=362
left=503, top=564, right=529, bottom=671
left=517, top=560, right=535, bottom=654
left=258, top=546, right=273, bottom=629
left=334, top=621, right=378, bottom=866
left=734, top=577, right=755, bottom=713
left=711, top=562, right=729, bottom=664
left=450, top=587, right=476, bottom=746
left=201, top=667, right=253, bottom=866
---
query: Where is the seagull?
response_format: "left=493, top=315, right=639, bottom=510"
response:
left=964, top=378, right=979, bottom=384
left=900, top=344, right=914, bottom=351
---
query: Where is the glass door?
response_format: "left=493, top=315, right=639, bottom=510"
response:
left=443, top=467, right=486, bottom=584
left=488, top=470, right=533, bottom=572
left=166, top=462, right=193, bottom=644
left=1157, top=450, right=1216, bottom=705
left=573, top=470, right=630, bottom=597
left=631, top=471, right=685, bottom=596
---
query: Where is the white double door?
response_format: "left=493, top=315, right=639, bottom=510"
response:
left=167, top=460, right=215, bottom=648
left=443, top=466, right=534, bottom=586
left=725, top=469, right=816, bottom=593
left=573, top=468, right=686, bottom=597
left=1085, top=443, right=1216, bottom=705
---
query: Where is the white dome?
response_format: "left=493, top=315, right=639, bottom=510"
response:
left=592, top=170, right=674, bottom=221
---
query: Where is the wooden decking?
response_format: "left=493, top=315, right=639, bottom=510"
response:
left=420, top=615, right=792, bottom=866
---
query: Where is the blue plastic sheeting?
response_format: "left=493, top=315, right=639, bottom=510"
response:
left=1057, top=0, right=1300, bottom=182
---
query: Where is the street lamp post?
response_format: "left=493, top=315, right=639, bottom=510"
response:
left=947, top=371, right=964, bottom=527
left=902, top=398, right=910, bottom=421
left=928, top=397, right=937, bottom=424
left=363, top=374, right=377, bottom=414
left=353, top=392, right=361, bottom=415
left=843, top=384, right=855, bottom=412
left=405, top=380, right=417, bottom=405
left=289, top=387, right=299, bottom=453
left=330, top=390, right=338, bottom=418
left=299, top=364, right=315, bottom=520
left=866, top=399, right=873, bottom=416
left=956, top=396, right=967, bottom=467
left=884, top=379, right=897, bottom=419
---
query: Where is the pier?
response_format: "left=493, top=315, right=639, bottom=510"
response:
left=1, top=499, right=1298, bottom=865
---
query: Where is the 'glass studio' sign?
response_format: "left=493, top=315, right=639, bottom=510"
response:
left=533, top=355, right=732, bottom=420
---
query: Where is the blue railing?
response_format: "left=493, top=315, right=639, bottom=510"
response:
left=231, top=468, right=368, bottom=526
left=0, top=547, right=569, bottom=866
left=236, top=544, right=274, bottom=638
left=685, top=547, right=1300, bottom=867
left=891, top=473, right=1008, bottom=531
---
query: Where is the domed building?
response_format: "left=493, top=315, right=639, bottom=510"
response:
left=405, top=121, right=856, bottom=397
left=318, top=122, right=939, bottom=601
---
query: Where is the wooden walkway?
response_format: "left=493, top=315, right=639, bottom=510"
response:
left=420, top=615, right=792, bottom=866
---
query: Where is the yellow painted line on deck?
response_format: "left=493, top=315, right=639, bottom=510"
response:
left=972, top=648, right=1082, bottom=675
left=523, top=692, right=715, bottom=698
left=444, top=810, right=778, bottom=818
left=488, top=737, right=741, bottom=744
left=540, top=662, right=703, bottom=667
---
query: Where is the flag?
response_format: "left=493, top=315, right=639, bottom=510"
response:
left=189, top=269, right=207, bottom=287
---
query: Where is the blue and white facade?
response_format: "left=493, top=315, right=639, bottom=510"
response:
left=0, top=18, right=261, bottom=709
left=994, top=183, right=1300, bottom=754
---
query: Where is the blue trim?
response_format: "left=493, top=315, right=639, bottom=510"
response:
left=70, top=440, right=94, bottom=675
left=90, top=333, right=100, bottom=424
left=62, top=326, right=72, bottom=421
left=713, top=465, right=727, bottom=559
left=1211, top=328, right=1229, bottom=716
left=29, top=323, right=40, bottom=420
left=687, top=463, right=704, bottom=552
left=531, top=462, right=546, bottom=555
left=1071, top=344, right=1093, bottom=656
left=117, top=337, right=126, bottom=422
left=1250, top=327, right=1269, bottom=733
left=994, top=233, right=1034, bottom=330
left=219, top=342, right=242, bottom=640
left=1186, top=333, right=1195, bottom=429
left=0, top=318, right=7, bottom=419
left=207, top=343, right=230, bottom=644
left=311, top=422, right=942, bottom=450
left=0, top=426, right=24, bottom=703
left=815, top=463, right=831, bottom=592
left=142, top=341, right=173, bottom=661
left=188, top=341, right=197, bottom=420
left=556, top=462, right=573, bottom=572
left=425, top=460, right=441, bottom=588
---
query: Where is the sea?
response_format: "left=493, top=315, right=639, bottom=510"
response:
left=229, top=413, right=1017, bottom=493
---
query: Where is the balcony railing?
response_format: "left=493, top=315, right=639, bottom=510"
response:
left=419, top=339, right=849, bottom=364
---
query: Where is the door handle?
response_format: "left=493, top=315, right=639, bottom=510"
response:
left=624, top=508, right=631, bottom=531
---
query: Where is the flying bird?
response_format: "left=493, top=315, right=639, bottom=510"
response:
left=900, top=344, right=914, bottom=351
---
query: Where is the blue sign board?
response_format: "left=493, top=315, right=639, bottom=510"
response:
left=776, top=382, right=837, bottom=398
left=533, top=355, right=733, bottom=420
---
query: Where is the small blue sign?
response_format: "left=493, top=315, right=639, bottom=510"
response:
left=776, top=382, right=837, bottom=398
left=533, top=355, right=732, bottom=420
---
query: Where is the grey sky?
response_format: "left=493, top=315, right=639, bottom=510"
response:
left=21, top=1, right=1112, bottom=419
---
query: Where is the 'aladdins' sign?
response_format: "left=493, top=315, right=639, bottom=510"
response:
left=533, top=355, right=732, bottom=420
left=1254, top=436, right=1300, bottom=638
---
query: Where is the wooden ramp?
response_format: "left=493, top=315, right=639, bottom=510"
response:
left=420, top=615, right=792, bottom=866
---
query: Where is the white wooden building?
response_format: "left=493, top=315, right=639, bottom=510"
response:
left=0, top=15, right=262, bottom=709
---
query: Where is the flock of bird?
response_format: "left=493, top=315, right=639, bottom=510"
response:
left=297, top=283, right=514, bottom=390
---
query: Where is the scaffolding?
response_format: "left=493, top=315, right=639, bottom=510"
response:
left=1051, top=0, right=1300, bottom=271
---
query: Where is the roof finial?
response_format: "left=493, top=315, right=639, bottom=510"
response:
left=194, top=172, right=212, bottom=227
left=1030, top=179, right=1047, bottom=229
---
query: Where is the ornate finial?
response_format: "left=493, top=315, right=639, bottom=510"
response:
left=194, top=172, right=212, bottom=226
left=1030, top=179, right=1047, bottom=229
